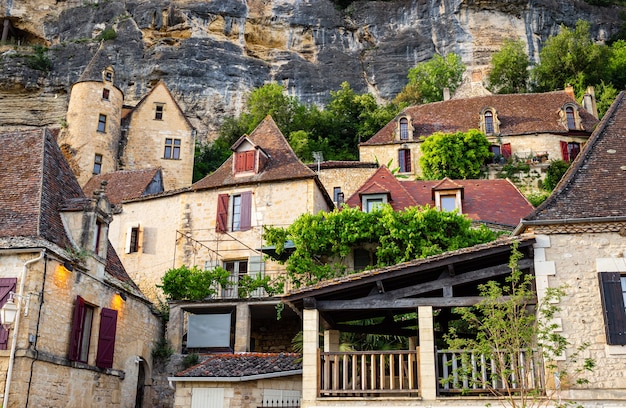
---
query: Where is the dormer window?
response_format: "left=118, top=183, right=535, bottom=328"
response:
left=399, top=118, right=409, bottom=140
left=480, top=107, right=499, bottom=135
left=361, top=194, right=387, bottom=213
left=432, top=178, right=464, bottom=214
left=231, top=136, right=268, bottom=176
left=103, top=67, right=114, bottom=83
left=560, top=104, right=581, bottom=131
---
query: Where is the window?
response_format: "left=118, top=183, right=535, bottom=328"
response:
left=489, top=145, right=505, bottom=164
left=0, top=278, right=17, bottom=350
left=440, top=195, right=457, bottom=212
left=560, top=141, right=581, bottom=162
left=398, top=148, right=411, bottom=173
left=126, top=227, right=140, bottom=253
left=97, top=114, right=107, bottom=133
left=164, top=138, right=181, bottom=159
left=94, top=220, right=103, bottom=254
left=102, top=88, right=110, bottom=100
left=362, top=194, right=387, bottom=213
left=69, top=296, right=94, bottom=363
left=104, top=71, right=112, bottom=82
left=501, top=143, right=512, bottom=159
left=93, top=154, right=102, bottom=175
left=353, top=248, right=375, bottom=271
left=235, top=150, right=255, bottom=173
left=484, top=110, right=494, bottom=134
left=399, top=118, right=409, bottom=140
left=216, top=192, right=252, bottom=233
left=223, top=260, right=248, bottom=298
left=69, top=297, right=118, bottom=368
left=155, top=104, right=164, bottom=120
left=333, top=187, right=343, bottom=204
left=598, top=272, right=626, bottom=345
left=566, top=106, right=576, bottom=130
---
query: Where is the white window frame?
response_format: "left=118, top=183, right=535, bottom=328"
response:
left=361, top=194, right=387, bottom=213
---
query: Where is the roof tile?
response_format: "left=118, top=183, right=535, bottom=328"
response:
left=176, top=353, right=302, bottom=378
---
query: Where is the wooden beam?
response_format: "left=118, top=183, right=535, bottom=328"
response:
left=319, top=296, right=494, bottom=310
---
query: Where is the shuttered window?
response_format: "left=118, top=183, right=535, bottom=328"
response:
left=69, top=296, right=94, bottom=363
left=96, top=308, right=118, bottom=368
left=0, top=278, right=17, bottom=350
left=235, top=151, right=255, bottom=173
left=598, top=272, right=626, bottom=345
left=560, top=141, right=581, bottom=162
left=216, top=192, right=252, bottom=233
left=501, top=143, right=512, bottom=159
left=216, top=194, right=229, bottom=233
left=239, top=191, right=252, bottom=231
left=398, top=149, right=411, bottom=173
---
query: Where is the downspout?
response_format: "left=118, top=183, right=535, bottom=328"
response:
left=3, top=250, right=44, bottom=408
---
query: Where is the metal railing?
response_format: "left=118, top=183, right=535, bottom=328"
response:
left=319, top=350, right=419, bottom=397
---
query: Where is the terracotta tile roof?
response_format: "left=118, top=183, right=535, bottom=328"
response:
left=176, top=353, right=302, bottom=378
left=524, top=91, right=626, bottom=222
left=0, top=128, right=142, bottom=292
left=83, top=168, right=162, bottom=205
left=192, top=116, right=318, bottom=190
left=345, top=166, right=534, bottom=227
left=362, top=91, right=598, bottom=145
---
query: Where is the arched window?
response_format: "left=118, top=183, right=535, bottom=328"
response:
left=399, top=118, right=409, bottom=140
left=398, top=148, right=411, bottom=172
left=566, top=107, right=576, bottom=130
left=484, top=110, right=494, bottom=134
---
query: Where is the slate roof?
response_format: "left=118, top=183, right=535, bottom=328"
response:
left=0, top=128, right=141, bottom=290
left=192, top=116, right=322, bottom=191
left=83, top=168, right=163, bottom=205
left=306, top=161, right=378, bottom=170
left=176, top=353, right=302, bottom=379
left=362, top=91, right=598, bottom=145
left=345, top=166, right=534, bottom=227
left=522, top=91, right=626, bottom=223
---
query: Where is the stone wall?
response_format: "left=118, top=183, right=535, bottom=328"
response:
left=315, top=165, right=378, bottom=204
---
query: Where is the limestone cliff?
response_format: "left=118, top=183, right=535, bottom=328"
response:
left=0, top=0, right=622, bottom=139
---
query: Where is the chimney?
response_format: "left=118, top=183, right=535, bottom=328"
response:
left=564, top=85, right=575, bottom=100
left=582, top=86, right=599, bottom=119
left=443, top=87, right=450, bottom=101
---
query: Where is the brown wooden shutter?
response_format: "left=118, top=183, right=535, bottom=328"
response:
left=240, top=191, right=252, bottom=231
left=560, top=141, right=569, bottom=161
left=245, top=150, right=255, bottom=171
left=598, top=272, right=626, bottom=345
left=216, top=194, right=229, bottom=233
left=0, top=278, right=17, bottom=350
left=69, top=296, right=86, bottom=361
left=96, top=308, right=118, bottom=368
left=501, top=143, right=512, bottom=158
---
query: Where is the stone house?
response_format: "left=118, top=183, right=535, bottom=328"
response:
left=514, top=90, right=626, bottom=403
left=0, top=128, right=162, bottom=408
left=108, top=116, right=334, bottom=354
left=58, top=45, right=195, bottom=190
left=360, top=87, right=599, bottom=182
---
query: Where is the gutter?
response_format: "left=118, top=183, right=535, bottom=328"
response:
left=167, top=369, right=303, bottom=388
left=513, top=216, right=626, bottom=235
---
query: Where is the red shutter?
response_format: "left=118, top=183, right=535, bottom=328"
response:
left=245, top=150, right=255, bottom=171
left=235, top=152, right=245, bottom=173
left=216, top=194, right=229, bottom=233
left=501, top=143, right=512, bottom=158
left=69, top=296, right=86, bottom=361
left=96, top=308, right=118, bottom=368
left=599, top=272, right=626, bottom=345
left=240, top=191, right=252, bottom=231
left=0, top=278, right=17, bottom=350
left=560, top=141, right=569, bottom=161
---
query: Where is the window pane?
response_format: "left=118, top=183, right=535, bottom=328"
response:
left=173, top=145, right=180, bottom=159
left=400, top=118, right=408, bottom=140
left=485, top=111, right=494, bottom=134
left=366, top=198, right=383, bottom=212
left=97, top=115, right=106, bottom=132
left=80, top=306, right=94, bottom=362
left=566, top=107, right=576, bottom=130
left=441, top=196, right=456, bottom=212
left=232, top=195, right=242, bottom=231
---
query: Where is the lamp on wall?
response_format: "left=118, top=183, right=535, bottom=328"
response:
left=117, top=292, right=127, bottom=301
left=0, top=291, right=35, bottom=327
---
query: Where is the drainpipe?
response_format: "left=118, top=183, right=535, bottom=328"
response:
left=3, top=250, right=44, bottom=408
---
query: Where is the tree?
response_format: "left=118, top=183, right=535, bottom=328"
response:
left=542, top=159, right=571, bottom=191
left=532, top=20, right=609, bottom=93
left=157, top=265, right=231, bottom=301
left=395, top=53, right=466, bottom=105
left=607, top=40, right=626, bottom=90
left=444, top=242, right=595, bottom=407
left=419, top=129, right=492, bottom=180
left=263, top=205, right=497, bottom=287
left=487, top=39, right=530, bottom=94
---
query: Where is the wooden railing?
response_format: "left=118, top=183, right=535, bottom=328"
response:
left=437, top=349, right=544, bottom=395
left=319, top=350, right=419, bottom=397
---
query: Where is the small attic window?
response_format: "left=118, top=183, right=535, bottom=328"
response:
left=104, top=69, right=113, bottom=82
left=480, top=107, right=499, bottom=134
left=399, top=117, right=409, bottom=140
left=155, top=104, right=164, bottom=120
left=235, top=150, right=256, bottom=173
left=561, top=104, right=581, bottom=131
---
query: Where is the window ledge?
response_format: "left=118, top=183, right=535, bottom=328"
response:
left=21, top=349, right=125, bottom=379
left=606, top=345, right=626, bottom=356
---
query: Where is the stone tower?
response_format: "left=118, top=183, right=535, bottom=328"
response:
left=60, top=46, right=123, bottom=187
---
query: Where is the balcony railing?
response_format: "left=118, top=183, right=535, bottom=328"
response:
left=319, top=350, right=419, bottom=397
left=436, top=348, right=544, bottom=396
left=218, top=271, right=296, bottom=299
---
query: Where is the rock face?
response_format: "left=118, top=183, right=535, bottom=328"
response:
left=0, top=0, right=622, bottom=140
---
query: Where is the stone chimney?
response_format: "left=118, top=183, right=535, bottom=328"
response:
left=443, top=87, right=450, bottom=101
left=582, top=86, right=599, bottom=119
left=564, top=85, right=575, bottom=100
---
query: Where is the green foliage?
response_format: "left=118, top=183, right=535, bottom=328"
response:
left=595, top=80, right=619, bottom=119
left=158, top=265, right=231, bottom=301
left=264, top=205, right=497, bottom=287
left=419, top=129, right=492, bottom=180
left=487, top=39, right=530, bottom=94
left=396, top=53, right=465, bottom=104
left=543, top=160, right=571, bottom=191
left=152, top=338, right=173, bottom=361
left=96, top=27, right=117, bottom=41
left=532, top=20, right=609, bottom=93
left=444, top=242, right=595, bottom=407
left=183, top=353, right=200, bottom=368
left=525, top=191, right=550, bottom=207
left=27, top=45, right=52, bottom=72
left=237, top=273, right=284, bottom=298
left=607, top=40, right=626, bottom=89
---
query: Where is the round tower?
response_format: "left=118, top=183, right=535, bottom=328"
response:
left=60, top=47, right=123, bottom=187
